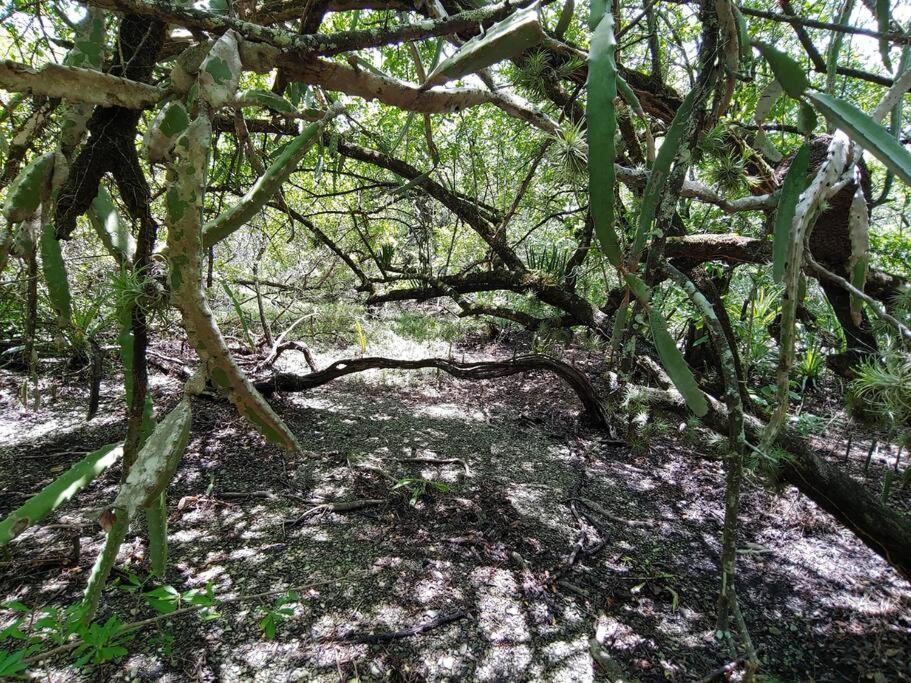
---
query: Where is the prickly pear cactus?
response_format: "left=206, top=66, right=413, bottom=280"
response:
left=203, top=113, right=334, bottom=247
left=167, top=117, right=301, bottom=451
left=112, top=398, right=191, bottom=520
left=59, top=7, right=106, bottom=157
left=2, top=152, right=54, bottom=223
left=144, top=101, right=190, bottom=163
left=38, top=222, right=73, bottom=328
left=198, top=30, right=242, bottom=110
left=170, top=40, right=213, bottom=95
left=88, top=185, right=135, bottom=263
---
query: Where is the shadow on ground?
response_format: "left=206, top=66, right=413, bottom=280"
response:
left=1, top=361, right=909, bottom=681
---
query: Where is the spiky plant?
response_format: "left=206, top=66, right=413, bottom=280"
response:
left=552, top=120, right=588, bottom=179
left=850, top=349, right=911, bottom=427
left=708, top=152, right=748, bottom=195
left=513, top=49, right=552, bottom=97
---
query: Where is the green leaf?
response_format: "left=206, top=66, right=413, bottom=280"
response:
left=797, top=102, right=817, bottom=135
left=587, top=6, right=621, bottom=267
left=772, top=143, right=810, bottom=283
left=754, top=42, right=809, bottom=99
left=0, top=443, right=122, bottom=547
left=806, top=91, right=911, bottom=186
left=39, top=222, right=73, bottom=327
left=875, top=0, right=892, bottom=71
left=632, top=88, right=699, bottom=263
left=648, top=308, right=708, bottom=417
left=424, top=4, right=546, bottom=87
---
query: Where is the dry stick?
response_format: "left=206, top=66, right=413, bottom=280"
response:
left=23, top=573, right=370, bottom=666
left=285, top=499, right=385, bottom=525
left=806, top=255, right=911, bottom=344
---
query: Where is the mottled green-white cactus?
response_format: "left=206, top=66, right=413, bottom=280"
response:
left=145, top=493, right=168, bottom=576
left=82, top=400, right=191, bottom=619
left=144, top=100, right=190, bottom=163
left=2, top=152, right=54, bottom=223
left=167, top=116, right=300, bottom=451
left=59, top=7, right=105, bottom=157
left=0, top=443, right=122, bottom=547
left=88, top=186, right=135, bottom=264
left=170, top=40, right=213, bottom=95
left=235, top=88, right=296, bottom=114
left=112, top=398, right=190, bottom=520
left=848, top=183, right=869, bottom=326
left=203, top=111, right=339, bottom=248
left=198, top=29, right=242, bottom=110
left=82, top=507, right=129, bottom=624
left=39, top=222, right=73, bottom=328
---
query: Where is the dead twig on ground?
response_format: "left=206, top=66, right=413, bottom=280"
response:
left=284, top=499, right=386, bottom=526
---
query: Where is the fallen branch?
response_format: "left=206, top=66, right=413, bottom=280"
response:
left=256, top=354, right=608, bottom=428
left=631, top=382, right=911, bottom=580
left=284, top=499, right=385, bottom=526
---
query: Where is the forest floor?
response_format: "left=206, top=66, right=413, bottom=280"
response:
left=1, top=335, right=910, bottom=682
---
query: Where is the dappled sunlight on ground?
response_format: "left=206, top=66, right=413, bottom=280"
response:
left=2, top=356, right=910, bottom=680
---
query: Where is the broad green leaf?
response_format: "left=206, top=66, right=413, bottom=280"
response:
left=806, top=91, right=911, bottom=186
left=0, top=443, right=122, bottom=546
left=2, top=153, right=53, bottom=223
left=39, top=223, right=73, bottom=327
left=631, top=88, right=699, bottom=264
left=755, top=43, right=809, bottom=99
left=424, top=4, right=546, bottom=87
left=587, top=6, right=621, bottom=267
left=648, top=308, right=708, bottom=417
left=875, top=0, right=892, bottom=71
left=772, top=143, right=810, bottom=282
